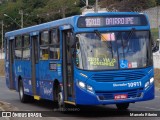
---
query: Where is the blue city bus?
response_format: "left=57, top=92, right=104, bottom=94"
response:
left=5, top=12, right=159, bottom=110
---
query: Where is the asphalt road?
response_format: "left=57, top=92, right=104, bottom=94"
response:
left=0, top=77, right=160, bottom=120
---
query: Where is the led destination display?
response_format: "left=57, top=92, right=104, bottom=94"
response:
left=78, top=15, right=148, bottom=27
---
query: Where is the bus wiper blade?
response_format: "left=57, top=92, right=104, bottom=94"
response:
left=94, top=30, right=106, bottom=41
left=125, top=28, right=135, bottom=52
left=120, top=28, right=135, bottom=60
left=127, top=28, right=135, bottom=40
left=94, top=30, right=114, bottom=58
left=94, top=30, right=111, bottom=48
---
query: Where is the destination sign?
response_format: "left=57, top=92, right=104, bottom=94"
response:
left=78, top=15, right=147, bottom=27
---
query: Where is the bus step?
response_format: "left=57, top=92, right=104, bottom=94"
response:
left=34, top=95, right=40, bottom=100
left=64, top=101, right=76, bottom=105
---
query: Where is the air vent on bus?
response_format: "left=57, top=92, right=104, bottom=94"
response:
left=91, top=71, right=146, bottom=82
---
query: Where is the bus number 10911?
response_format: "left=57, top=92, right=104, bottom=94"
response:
left=127, top=82, right=142, bottom=88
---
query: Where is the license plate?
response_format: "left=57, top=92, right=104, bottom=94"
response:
left=114, top=94, right=127, bottom=100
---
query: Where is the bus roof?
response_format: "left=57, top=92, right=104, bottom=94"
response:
left=5, top=12, right=147, bottom=38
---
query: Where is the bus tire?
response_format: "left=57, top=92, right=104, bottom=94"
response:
left=18, top=80, right=29, bottom=103
left=58, top=92, right=63, bottom=109
left=57, top=92, right=70, bottom=113
left=116, top=103, right=129, bottom=110
left=53, top=81, right=60, bottom=108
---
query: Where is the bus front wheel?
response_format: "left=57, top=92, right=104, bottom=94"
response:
left=58, top=92, right=63, bottom=109
left=116, top=103, right=129, bottom=110
left=19, top=80, right=30, bottom=103
left=57, top=92, right=70, bottom=113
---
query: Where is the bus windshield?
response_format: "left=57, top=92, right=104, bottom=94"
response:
left=75, top=31, right=152, bottom=70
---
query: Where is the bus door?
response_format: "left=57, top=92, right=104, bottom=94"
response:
left=8, top=39, right=15, bottom=89
left=62, top=28, right=75, bottom=102
left=31, top=34, right=39, bottom=97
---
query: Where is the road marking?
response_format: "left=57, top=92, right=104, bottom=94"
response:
left=132, top=105, right=160, bottom=111
left=144, top=106, right=160, bottom=111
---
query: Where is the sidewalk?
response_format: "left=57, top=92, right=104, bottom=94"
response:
left=0, top=101, right=18, bottom=120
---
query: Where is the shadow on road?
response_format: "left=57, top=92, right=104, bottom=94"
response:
left=24, top=99, right=131, bottom=117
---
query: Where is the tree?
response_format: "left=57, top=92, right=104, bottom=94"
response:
left=99, top=0, right=157, bottom=11
left=34, top=0, right=80, bottom=19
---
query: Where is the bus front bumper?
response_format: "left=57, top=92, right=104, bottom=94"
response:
left=75, top=83, right=154, bottom=105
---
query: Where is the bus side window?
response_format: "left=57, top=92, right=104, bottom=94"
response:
left=40, top=46, right=49, bottom=60
left=22, top=34, right=30, bottom=60
left=40, top=30, right=49, bottom=60
left=15, top=36, right=22, bottom=60
left=5, top=38, right=9, bottom=60
left=49, top=29, right=60, bottom=59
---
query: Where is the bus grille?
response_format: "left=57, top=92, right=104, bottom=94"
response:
left=96, top=88, right=143, bottom=101
left=91, top=71, right=146, bottom=82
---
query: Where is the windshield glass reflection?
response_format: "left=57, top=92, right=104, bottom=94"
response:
left=75, top=31, right=152, bottom=70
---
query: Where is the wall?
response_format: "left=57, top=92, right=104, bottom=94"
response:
left=153, top=53, right=160, bottom=68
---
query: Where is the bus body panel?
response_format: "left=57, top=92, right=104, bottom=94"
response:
left=38, top=60, right=62, bottom=100
left=4, top=12, right=155, bottom=106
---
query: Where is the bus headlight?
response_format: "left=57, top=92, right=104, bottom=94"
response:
left=77, top=81, right=94, bottom=93
left=150, top=77, right=154, bottom=84
left=78, top=81, right=85, bottom=89
left=144, top=77, right=154, bottom=90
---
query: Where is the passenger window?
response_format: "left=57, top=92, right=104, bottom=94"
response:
left=23, top=34, right=30, bottom=47
left=49, top=45, right=60, bottom=59
left=22, top=48, right=30, bottom=60
left=15, top=36, right=22, bottom=48
left=40, top=30, right=49, bottom=60
left=40, top=31, right=49, bottom=45
left=40, top=46, right=49, bottom=60
left=5, top=38, right=9, bottom=60
left=22, top=34, right=30, bottom=60
left=15, top=36, right=22, bottom=59
left=50, top=29, right=59, bottom=44
left=49, top=29, right=60, bottom=59
left=15, top=49, right=22, bottom=59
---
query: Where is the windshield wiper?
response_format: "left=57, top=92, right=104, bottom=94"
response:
left=94, top=30, right=114, bottom=58
left=125, top=28, right=135, bottom=51
left=120, top=28, right=135, bottom=60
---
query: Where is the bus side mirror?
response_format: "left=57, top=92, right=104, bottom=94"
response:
left=152, top=39, right=159, bottom=53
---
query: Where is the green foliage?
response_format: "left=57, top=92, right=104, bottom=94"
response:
left=0, top=0, right=159, bottom=48
left=35, top=0, right=80, bottom=18
left=99, top=0, right=157, bottom=11
left=0, top=0, right=81, bottom=32
left=151, top=28, right=159, bottom=40
left=157, top=0, right=160, bottom=5
left=0, top=0, right=159, bottom=33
